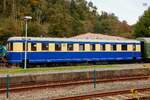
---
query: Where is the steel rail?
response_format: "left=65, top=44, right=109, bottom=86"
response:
left=53, top=87, right=150, bottom=100
left=0, top=75, right=149, bottom=93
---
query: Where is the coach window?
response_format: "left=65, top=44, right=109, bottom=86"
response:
left=112, top=44, right=117, bottom=51
left=42, top=43, right=49, bottom=51
left=79, top=44, right=85, bottom=51
left=23, top=43, right=25, bottom=51
left=23, top=43, right=28, bottom=51
left=55, top=43, right=61, bottom=51
left=90, top=44, right=95, bottom=51
left=122, top=44, right=127, bottom=51
left=67, top=44, right=73, bottom=51
left=133, top=44, right=136, bottom=51
left=9, top=42, right=13, bottom=51
left=31, top=43, right=37, bottom=51
left=101, top=44, right=105, bottom=51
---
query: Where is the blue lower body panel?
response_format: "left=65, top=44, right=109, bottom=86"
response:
left=7, top=52, right=142, bottom=64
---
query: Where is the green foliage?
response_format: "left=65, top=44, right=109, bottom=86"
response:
left=0, top=0, right=132, bottom=44
left=94, top=12, right=132, bottom=35
left=23, top=22, right=45, bottom=37
left=134, top=7, right=150, bottom=37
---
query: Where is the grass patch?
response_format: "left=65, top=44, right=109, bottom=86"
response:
left=0, top=65, right=118, bottom=74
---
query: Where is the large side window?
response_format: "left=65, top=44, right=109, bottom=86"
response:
left=23, top=43, right=28, bottom=51
left=23, top=43, right=25, bottom=51
left=79, top=44, right=85, bottom=51
left=133, top=44, right=136, bottom=51
left=55, top=43, right=61, bottom=51
left=122, top=44, right=127, bottom=51
left=67, top=44, right=73, bottom=51
left=42, top=43, right=49, bottom=51
left=112, top=44, right=117, bottom=51
left=90, top=44, right=95, bottom=51
left=101, top=44, right=105, bottom=51
left=9, top=42, right=13, bottom=51
left=31, top=43, right=37, bottom=51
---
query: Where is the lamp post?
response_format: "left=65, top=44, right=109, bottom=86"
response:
left=24, top=16, right=32, bottom=69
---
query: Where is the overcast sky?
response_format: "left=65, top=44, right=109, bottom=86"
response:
left=86, top=0, right=150, bottom=25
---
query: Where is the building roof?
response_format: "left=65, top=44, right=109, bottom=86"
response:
left=71, top=33, right=127, bottom=40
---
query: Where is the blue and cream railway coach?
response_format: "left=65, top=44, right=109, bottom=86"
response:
left=6, top=37, right=142, bottom=64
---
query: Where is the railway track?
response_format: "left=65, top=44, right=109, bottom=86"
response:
left=0, top=75, right=149, bottom=93
left=53, top=87, right=150, bottom=100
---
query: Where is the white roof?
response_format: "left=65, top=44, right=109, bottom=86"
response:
left=8, top=37, right=140, bottom=43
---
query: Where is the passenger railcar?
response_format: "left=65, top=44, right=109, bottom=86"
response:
left=6, top=37, right=142, bottom=65
left=137, top=38, right=150, bottom=60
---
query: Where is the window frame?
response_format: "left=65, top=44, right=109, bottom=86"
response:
left=133, top=44, right=136, bottom=51
left=122, top=44, right=127, bottom=51
left=90, top=44, right=96, bottom=51
left=31, top=43, right=37, bottom=51
left=9, top=42, right=13, bottom=51
left=23, top=43, right=25, bottom=51
left=100, top=44, right=106, bottom=51
left=112, top=44, right=117, bottom=51
left=23, top=42, right=28, bottom=51
left=42, top=43, right=49, bottom=51
left=67, top=44, right=74, bottom=51
left=79, top=44, right=85, bottom=51
left=55, top=43, right=61, bottom=51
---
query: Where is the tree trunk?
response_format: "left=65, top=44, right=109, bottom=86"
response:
left=3, top=0, right=6, bottom=14
left=12, top=0, right=15, bottom=19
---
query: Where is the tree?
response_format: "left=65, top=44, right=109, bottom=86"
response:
left=0, top=0, right=132, bottom=44
left=134, top=7, right=150, bottom=37
left=3, top=0, right=6, bottom=14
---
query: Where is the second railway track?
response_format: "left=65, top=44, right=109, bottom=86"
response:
left=0, top=75, right=150, bottom=93
left=53, top=87, right=150, bottom=100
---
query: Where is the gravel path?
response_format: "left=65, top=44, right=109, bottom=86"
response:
left=1, top=79, right=150, bottom=100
